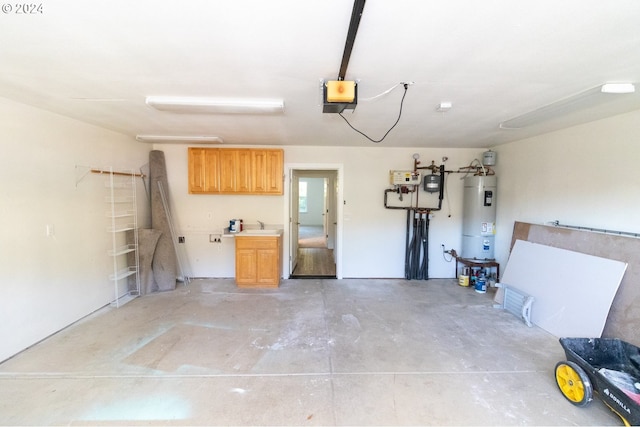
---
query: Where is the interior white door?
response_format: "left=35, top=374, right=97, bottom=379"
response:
left=322, top=178, right=328, bottom=246
left=326, top=173, right=336, bottom=250
left=289, top=171, right=300, bottom=274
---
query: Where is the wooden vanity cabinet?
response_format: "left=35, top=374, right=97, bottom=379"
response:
left=235, top=235, right=282, bottom=287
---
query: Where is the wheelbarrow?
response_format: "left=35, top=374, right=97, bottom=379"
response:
left=555, top=337, right=640, bottom=426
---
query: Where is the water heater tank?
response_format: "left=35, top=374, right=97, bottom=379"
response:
left=462, top=175, right=497, bottom=260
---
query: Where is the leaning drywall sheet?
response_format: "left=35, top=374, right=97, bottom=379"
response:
left=499, top=239, right=627, bottom=338
left=511, top=221, right=640, bottom=343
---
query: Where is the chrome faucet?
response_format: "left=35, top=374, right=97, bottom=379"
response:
left=258, top=220, right=265, bottom=230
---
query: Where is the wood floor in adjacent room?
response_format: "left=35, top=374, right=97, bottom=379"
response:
left=0, top=278, right=620, bottom=426
left=293, top=225, right=336, bottom=278
left=292, top=248, right=336, bottom=277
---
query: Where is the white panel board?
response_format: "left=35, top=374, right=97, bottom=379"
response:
left=499, top=240, right=627, bottom=337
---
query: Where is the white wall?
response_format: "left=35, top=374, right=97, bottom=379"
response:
left=0, top=98, right=150, bottom=362
left=5, top=97, right=635, bottom=363
left=157, top=143, right=485, bottom=279
left=492, top=109, right=640, bottom=268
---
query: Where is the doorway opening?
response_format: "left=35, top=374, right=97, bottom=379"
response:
left=288, top=168, right=340, bottom=279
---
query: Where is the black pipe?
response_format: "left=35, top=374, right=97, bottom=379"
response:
left=392, top=163, right=446, bottom=280
left=415, top=215, right=420, bottom=279
left=422, top=214, right=430, bottom=279
left=437, top=165, right=445, bottom=210
left=405, top=210, right=415, bottom=279
left=415, top=212, right=421, bottom=280
left=417, top=212, right=423, bottom=280
left=404, top=209, right=411, bottom=279
left=412, top=212, right=419, bottom=279
left=402, top=210, right=430, bottom=281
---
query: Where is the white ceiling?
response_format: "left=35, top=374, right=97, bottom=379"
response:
left=2, top=0, right=640, bottom=148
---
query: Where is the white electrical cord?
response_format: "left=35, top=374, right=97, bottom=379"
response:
left=475, top=158, right=487, bottom=176
left=359, top=81, right=415, bottom=102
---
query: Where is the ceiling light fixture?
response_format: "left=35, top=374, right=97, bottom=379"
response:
left=601, top=83, right=635, bottom=94
left=135, top=135, right=224, bottom=143
left=500, top=82, right=636, bottom=129
left=436, top=102, right=452, bottom=112
left=145, top=96, right=284, bottom=114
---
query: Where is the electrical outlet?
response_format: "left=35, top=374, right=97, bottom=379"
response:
left=178, top=236, right=185, bottom=243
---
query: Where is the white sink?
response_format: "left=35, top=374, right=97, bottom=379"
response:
left=239, top=229, right=282, bottom=236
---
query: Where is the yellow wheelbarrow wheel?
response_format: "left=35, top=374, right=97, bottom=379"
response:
left=555, top=361, right=593, bottom=407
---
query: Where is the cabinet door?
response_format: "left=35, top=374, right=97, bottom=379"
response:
left=221, top=149, right=252, bottom=193
left=256, top=248, right=278, bottom=285
left=264, top=150, right=283, bottom=194
left=219, top=150, right=237, bottom=193
left=188, top=148, right=206, bottom=193
left=235, top=248, right=257, bottom=284
left=204, top=149, right=220, bottom=192
left=236, top=149, right=252, bottom=193
left=252, top=149, right=283, bottom=194
left=251, top=150, right=267, bottom=193
left=188, top=148, right=220, bottom=193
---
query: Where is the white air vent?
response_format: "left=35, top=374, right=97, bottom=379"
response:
left=495, top=284, right=534, bottom=327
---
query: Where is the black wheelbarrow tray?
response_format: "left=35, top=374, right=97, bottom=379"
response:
left=555, top=337, right=640, bottom=426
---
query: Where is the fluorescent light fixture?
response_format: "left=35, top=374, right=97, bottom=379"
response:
left=601, top=83, right=635, bottom=94
left=500, top=83, right=636, bottom=129
left=145, top=96, right=284, bottom=114
left=136, top=135, right=224, bottom=143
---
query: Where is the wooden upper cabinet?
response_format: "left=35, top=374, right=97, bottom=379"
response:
left=219, top=149, right=237, bottom=193
left=188, top=147, right=283, bottom=195
left=188, top=147, right=220, bottom=193
left=252, top=149, right=283, bottom=194
left=236, top=149, right=253, bottom=193
left=204, top=149, right=220, bottom=192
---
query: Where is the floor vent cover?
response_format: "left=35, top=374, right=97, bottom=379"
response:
left=495, top=284, right=534, bottom=327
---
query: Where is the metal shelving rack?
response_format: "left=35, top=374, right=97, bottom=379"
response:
left=105, top=167, right=140, bottom=307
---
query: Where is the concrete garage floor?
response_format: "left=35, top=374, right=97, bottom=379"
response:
left=0, top=279, right=621, bottom=425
